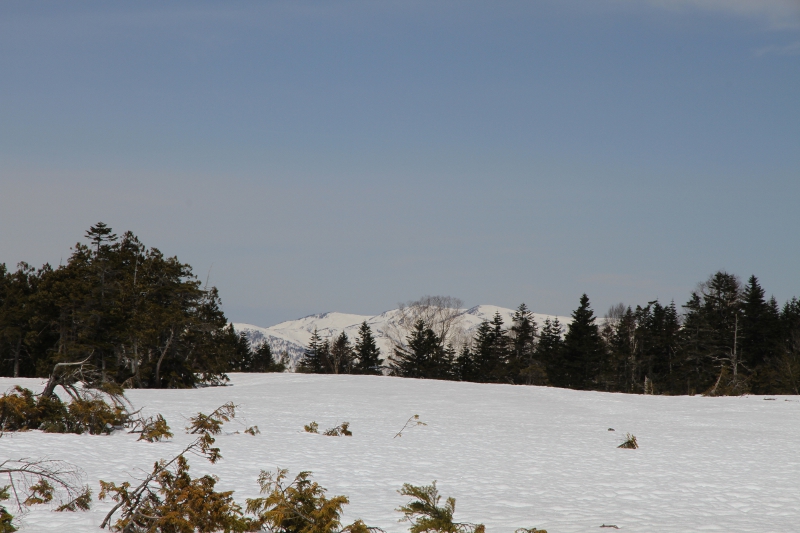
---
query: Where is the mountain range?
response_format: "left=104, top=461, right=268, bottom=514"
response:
left=233, top=305, right=571, bottom=367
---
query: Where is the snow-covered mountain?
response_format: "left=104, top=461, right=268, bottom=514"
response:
left=233, top=305, right=571, bottom=367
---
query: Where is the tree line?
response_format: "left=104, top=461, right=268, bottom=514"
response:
left=4, top=224, right=798, bottom=395
left=299, top=275, right=800, bottom=395
left=0, top=223, right=280, bottom=388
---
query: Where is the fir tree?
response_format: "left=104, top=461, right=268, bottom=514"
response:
left=509, top=304, right=543, bottom=385
left=470, top=313, right=509, bottom=383
left=329, top=332, right=354, bottom=374
left=561, top=295, right=604, bottom=390
left=740, top=276, right=781, bottom=392
left=298, top=328, right=327, bottom=374
left=391, top=320, right=446, bottom=379
left=538, top=318, right=564, bottom=386
left=353, top=322, right=383, bottom=375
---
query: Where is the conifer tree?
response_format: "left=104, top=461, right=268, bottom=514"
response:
left=329, top=332, right=354, bottom=374
left=299, top=328, right=327, bottom=374
left=776, top=297, right=800, bottom=394
left=353, top=322, right=383, bottom=375
left=509, top=304, right=543, bottom=385
left=679, top=271, right=744, bottom=394
left=561, top=295, right=604, bottom=390
left=470, top=313, right=510, bottom=383
left=391, top=320, right=447, bottom=379
left=740, top=276, right=781, bottom=392
left=538, top=318, right=564, bottom=386
left=454, top=344, right=476, bottom=382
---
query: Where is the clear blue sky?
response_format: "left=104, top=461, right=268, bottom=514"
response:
left=1, top=0, right=798, bottom=326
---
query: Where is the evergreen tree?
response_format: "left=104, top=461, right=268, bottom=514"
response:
left=509, top=304, right=543, bottom=385
left=352, top=321, right=383, bottom=375
left=298, top=328, right=326, bottom=374
left=471, top=312, right=509, bottom=383
left=679, top=271, right=744, bottom=394
left=561, top=294, right=604, bottom=390
left=0, top=263, right=38, bottom=378
left=776, top=297, right=800, bottom=394
left=0, top=225, right=237, bottom=388
left=328, top=332, right=354, bottom=374
left=253, top=341, right=285, bottom=373
left=606, top=306, right=637, bottom=393
left=454, top=344, right=476, bottom=382
left=740, top=276, right=781, bottom=393
left=538, top=318, right=564, bottom=386
left=391, top=320, right=447, bottom=379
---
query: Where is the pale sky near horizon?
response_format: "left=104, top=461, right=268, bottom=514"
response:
left=1, top=0, right=798, bottom=326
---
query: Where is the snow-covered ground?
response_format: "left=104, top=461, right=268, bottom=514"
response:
left=3, top=374, right=799, bottom=532
left=234, top=305, right=572, bottom=365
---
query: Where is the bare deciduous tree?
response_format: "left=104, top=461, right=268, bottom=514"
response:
left=384, top=296, right=466, bottom=356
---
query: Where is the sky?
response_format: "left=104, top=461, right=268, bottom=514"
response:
left=1, top=0, right=798, bottom=327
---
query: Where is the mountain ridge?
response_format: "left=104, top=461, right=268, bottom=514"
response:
left=233, top=305, right=572, bottom=367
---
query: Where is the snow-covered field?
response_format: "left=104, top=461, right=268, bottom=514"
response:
left=3, top=374, right=799, bottom=532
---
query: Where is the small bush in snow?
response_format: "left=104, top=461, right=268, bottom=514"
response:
left=0, top=486, right=15, bottom=533
left=0, top=386, right=127, bottom=435
left=246, top=469, right=369, bottom=533
left=324, top=422, right=352, bottom=436
left=397, top=481, right=484, bottom=533
left=305, top=421, right=352, bottom=436
left=618, top=433, right=638, bottom=449
left=100, top=454, right=251, bottom=532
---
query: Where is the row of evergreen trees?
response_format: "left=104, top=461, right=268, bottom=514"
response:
left=299, top=273, right=800, bottom=395
left=0, top=223, right=278, bottom=387
left=4, top=225, right=798, bottom=395
left=298, top=322, right=384, bottom=375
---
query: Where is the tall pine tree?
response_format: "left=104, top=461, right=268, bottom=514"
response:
left=353, top=321, right=383, bottom=375
left=561, top=294, right=604, bottom=390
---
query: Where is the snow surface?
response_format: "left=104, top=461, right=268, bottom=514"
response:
left=234, top=305, right=572, bottom=366
left=3, top=374, right=799, bottom=532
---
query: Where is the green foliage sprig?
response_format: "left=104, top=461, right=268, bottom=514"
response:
left=187, top=402, right=236, bottom=435
left=131, top=413, right=173, bottom=442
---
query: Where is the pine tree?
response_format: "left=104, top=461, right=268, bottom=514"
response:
left=509, top=304, right=543, bottom=385
left=298, top=328, right=327, bottom=374
left=606, top=306, right=637, bottom=393
left=353, top=322, right=383, bottom=375
left=679, top=271, right=744, bottom=394
left=776, top=297, right=800, bottom=394
left=391, top=320, right=444, bottom=379
left=329, top=332, right=354, bottom=374
left=454, top=344, right=476, bottom=382
left=538, top=318, right=564, bottom=386
left=471, top=313, right=509, bottom=383
left=561, top=294, right=605, bottom=390
left=740, top=276, right=781, bottom=393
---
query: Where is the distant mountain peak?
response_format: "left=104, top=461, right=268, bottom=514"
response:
left=233, top=305, right=570, bottom=370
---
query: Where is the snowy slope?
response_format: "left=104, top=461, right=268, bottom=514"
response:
left=234, top=305, right=572, bottom=366
left=3, top=374, right=799, bottom=532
